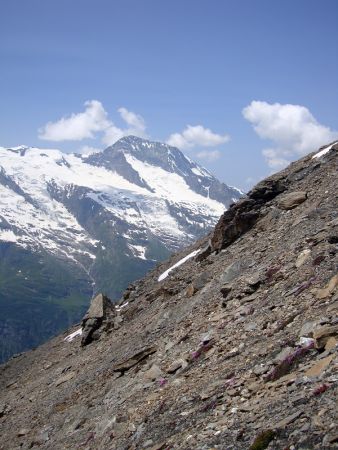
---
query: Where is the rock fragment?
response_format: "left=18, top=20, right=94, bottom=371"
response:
left=304, top=355, right=334, bottom=377
left=295, top=248, right=311, bottom=267
left=278, top=191, right=307, bottom=210
left=81, top=293, right=115, bottom=346
left=113, top=346, right=157, bottom=374
left=313, top=325, right=338, bottom=349
left=316, top=273, right=338, bottom=299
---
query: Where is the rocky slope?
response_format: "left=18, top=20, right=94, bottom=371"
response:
left=0, top=142, right=337, bottom=449
left=0, top=136, right=241, bottom=362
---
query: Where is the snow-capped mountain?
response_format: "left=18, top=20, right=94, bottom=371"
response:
left=0, top=136, right=242, bottom=361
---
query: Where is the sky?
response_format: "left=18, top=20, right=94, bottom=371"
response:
left=1, top=0, right=337, bottom=190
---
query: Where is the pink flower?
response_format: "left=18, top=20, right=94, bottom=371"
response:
left=158, top=377, right=167, bottom=387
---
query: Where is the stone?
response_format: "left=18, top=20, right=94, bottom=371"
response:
left=275, top=410, right=303, bottom=429
left=0, top=404, right=8, bottom=418
left=316, top=274, right=338, bottom=299
left=83, top=293, right=114, bottom=320
left=313, top=325, right=338, bottom=349
left=186, top=284, right=196, bottom=297
left=295, top=249, right=311, bottom=267
left=143, top=364, right=162, bottom=381
left=166, top=359, right=188, bottom=374
left=81, top=318, right=101, bottom=346
left=55, top=371, right=75, bottom=386
left=244, top=322, right=257, bottom=332
left=128, top=423, right=137, bottom=432
left=253, top=364, right=269, bottom=376
left=113, top=346, right=157, bottom=374
left=81, top=293, right=115, bottom=346
left=220, top=260, right=244, bottom=284
left=299, top=321, right=317, bottom=338
left=192, top=271, right=210, bottom=291
left=220, top=283, right=233, bottom=297
left=324, top=433, right=338, bottom=445
left=245, top=273, right=263, bottom=289
left=278, top=191, right=307, bottom=210
left=273, top=346, right=294, bottom=363
left=325, top=336, right=337, bottom=351
left=18, top=428, right=30, bottom=437
left=304, top=355, right=334, bottom=377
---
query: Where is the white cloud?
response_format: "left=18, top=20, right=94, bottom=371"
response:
left=243, top=100, right=338, bottom=169
left=167, top=125, right=230, bottom=150
left=196, top=149, right=221, bottom=162
left=39, top=101, right=147, bottom=146
left=39, top=100, right=110, bottom=141
left=118, top=107, right=146, bottom=132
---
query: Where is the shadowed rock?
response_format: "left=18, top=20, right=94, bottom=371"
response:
left=210, top=176, right=287, bottom=253
left=81, top=293, right=115, bottom=346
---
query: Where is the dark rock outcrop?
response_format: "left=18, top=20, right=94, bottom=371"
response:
left=210, top=174, right=288, bottom=253
left=81, top=293, right=115, bottom=346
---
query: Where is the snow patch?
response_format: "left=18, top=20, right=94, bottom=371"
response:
left=64, top=328, right=82, bottom=342
left=0, top=229, right=17, bottom=242
left=312, top=142, right=337, bottom=159
left=158, top=249, right=200, bottom=281
left=128, top=244, right=147, bottom=260
left=115, top=301, right=129, bottom=311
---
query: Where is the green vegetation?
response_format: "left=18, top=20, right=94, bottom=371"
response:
left=0, top=243, right=92, bottom=363
left=249, top=430, right=276, bottom=450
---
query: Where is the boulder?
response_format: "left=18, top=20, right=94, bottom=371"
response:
left=313, top=325, right=338, bottom=349
left=81, top=293, right=115, bottom=346
left=295, top=248, right=311, bottom=267
left=316, top=273, right=338, bottom=299
left=278, top=191, right=307, bottom=210
left=82, top=293, right=114, bottom=321
left=220, top=260, right=244, bottom=284
left=186, top=271, right=210, bottom=297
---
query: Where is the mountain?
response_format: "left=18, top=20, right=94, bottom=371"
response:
left=0, top=142, right=337, bottom=449
left=0, top=136, right=242, bottom=362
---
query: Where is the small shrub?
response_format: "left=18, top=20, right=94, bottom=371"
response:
left=249, top=429, right=276, bottom=450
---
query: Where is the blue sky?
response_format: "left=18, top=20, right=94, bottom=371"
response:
left=1, top=0, right=337, bottom=190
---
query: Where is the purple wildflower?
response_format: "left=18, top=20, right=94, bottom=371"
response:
left=158, top=377, right=167, bottom=387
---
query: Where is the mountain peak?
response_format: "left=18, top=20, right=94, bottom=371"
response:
left=87, top=136, right=241, bottom=205
left=0, top=137, right=241, bottom=362
left=113, top=135, right=171, bottom=148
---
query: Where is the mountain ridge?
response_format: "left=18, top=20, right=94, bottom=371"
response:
left=0, top=136, right=241, bottom=362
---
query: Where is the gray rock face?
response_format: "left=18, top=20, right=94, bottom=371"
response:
left=0, top=142, right=337, bottom=450
left=82, top=293, right=114, bottom=321
left=81, top=293, right=115, bottom=346
left=278, top=191, right=307, bottom=210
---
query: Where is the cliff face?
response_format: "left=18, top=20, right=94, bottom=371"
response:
left=0, top=143, right=337, bottom=450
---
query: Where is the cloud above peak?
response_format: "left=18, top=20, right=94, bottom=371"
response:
left=38, top=102, right=231, bottom=163
left=38, top=101, right=147, bottom=145
left=167, top=124, right=230, bottom=150
left=243, top=100, right=338, bottom=169
left=118, top=107, right=146, bottom=132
